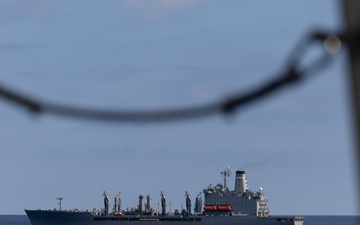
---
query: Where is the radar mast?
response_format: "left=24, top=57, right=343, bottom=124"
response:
left=220, top=166, right=232, bottom=189
left=56, top=196, right=63, bottom=211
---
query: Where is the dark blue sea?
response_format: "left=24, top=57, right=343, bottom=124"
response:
left=0, top=215, right=359, bottom=225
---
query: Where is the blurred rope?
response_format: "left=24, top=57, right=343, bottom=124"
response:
left=0, top=30, right=346, bottom=123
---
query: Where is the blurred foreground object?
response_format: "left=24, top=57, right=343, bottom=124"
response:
left=0, top=31, right=342, bottom=123
left=342, top=0, right=360, bottom=213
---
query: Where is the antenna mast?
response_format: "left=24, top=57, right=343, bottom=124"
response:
left=56, top=196, right=63, bottom=211
left=220, top=166, right=232, bottom=189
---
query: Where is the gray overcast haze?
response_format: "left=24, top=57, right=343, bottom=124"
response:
left=0, top=0, right=358, bottom=215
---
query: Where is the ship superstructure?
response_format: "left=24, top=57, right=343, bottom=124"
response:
left=203, top=169, right=269, bottom=217
left=25, top=168, right=304, bottom=225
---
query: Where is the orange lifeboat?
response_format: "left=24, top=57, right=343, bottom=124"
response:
left=203, top=205, right=217, bottom=211
left=113, top=211, right=123, bottom=216
left=217, top=205, right=232, bottom=211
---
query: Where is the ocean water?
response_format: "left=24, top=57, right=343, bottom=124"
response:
left=0, top=215, right=359, bottom=225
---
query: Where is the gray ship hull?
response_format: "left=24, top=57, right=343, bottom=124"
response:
left=25, top=210, right=304, bottom=225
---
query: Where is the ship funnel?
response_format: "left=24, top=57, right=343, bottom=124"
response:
left=103, top=191, right=110, bottom=215
left=235, top=170, right=249, bottom=194
left=185, top=191, right=191, bottom=215
left=138, top=195, right=144, bottom=213
left=145, top=195, right=153, bottom=211
left=194, top=192, right=202, bottom=214
left=113, top=192, right=121, bottom=212
left=160, top=191, right=166, bottom=216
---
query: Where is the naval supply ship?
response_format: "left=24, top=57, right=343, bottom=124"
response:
left=25, top=168, right=304, bottom=225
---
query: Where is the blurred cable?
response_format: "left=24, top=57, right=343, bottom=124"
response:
left=0, top=30, right=346, bottom=123
left=342, top=0, right=360, bottom=212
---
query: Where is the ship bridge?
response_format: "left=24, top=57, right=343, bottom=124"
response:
left=203, top=168, right=269, bottom=217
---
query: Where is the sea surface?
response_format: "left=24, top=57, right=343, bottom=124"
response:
left=0, top=215, right=359, bottom=225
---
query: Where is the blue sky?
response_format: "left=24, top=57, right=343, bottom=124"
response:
left=0, top=0, right=358, bottom=215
